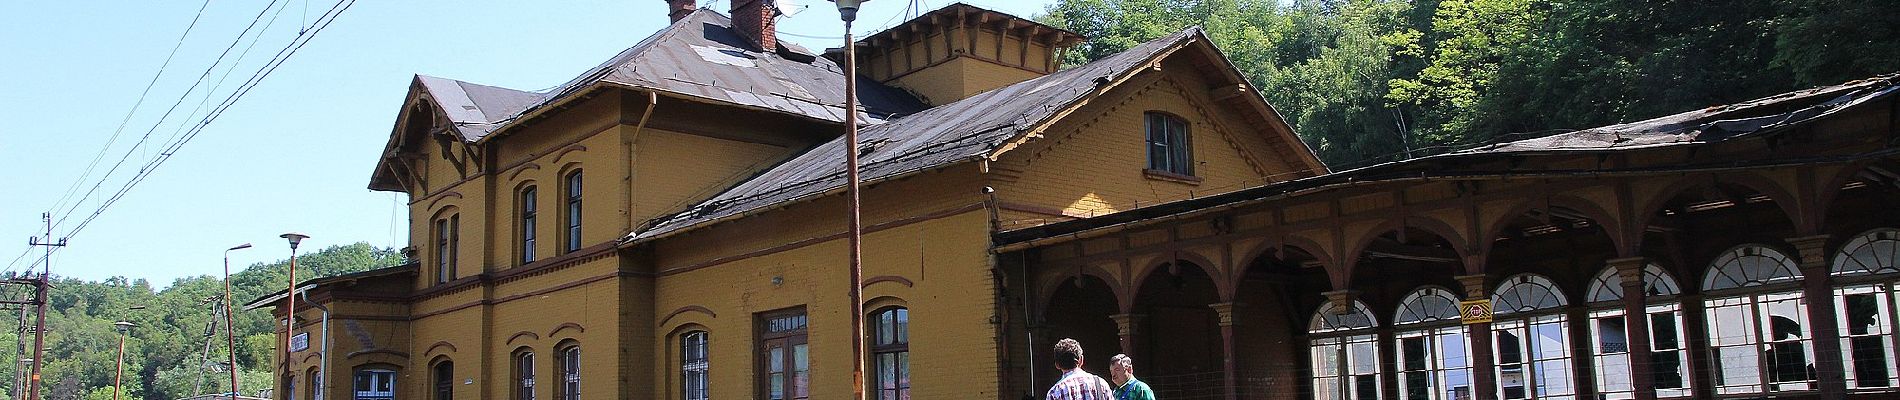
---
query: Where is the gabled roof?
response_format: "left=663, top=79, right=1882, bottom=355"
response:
left=370, top=9, right=926, bottom=192
left=415, top=75, right=541, bottom=141
left=631, top=27, right=1262, bottom=242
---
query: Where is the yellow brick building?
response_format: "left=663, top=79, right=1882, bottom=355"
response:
left=250, top=2, right=1322, bottom=400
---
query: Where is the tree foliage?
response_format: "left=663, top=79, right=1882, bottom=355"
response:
left=1038, top=0, right=1900, bottom=167
left=0, top=243, right=401, bottom=400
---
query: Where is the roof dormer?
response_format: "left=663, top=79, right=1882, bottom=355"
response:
left=850, top=3, right=1085, bottom=106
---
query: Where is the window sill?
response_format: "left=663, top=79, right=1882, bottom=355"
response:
left=1143, top=169, right=1202, bottom=185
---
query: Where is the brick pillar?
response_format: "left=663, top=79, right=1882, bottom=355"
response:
left=1210, top=302, right=1241, bottom=400
left=1456, top=274, right=1498, bottom=400
left=1568, top=304, right=1597, bottom=399
left=1789, top=235, right=1846, bottom=397
left=729, top=0, right=778, bottom=52
left=1109, top=313, right=1146, bottom=362
left=665, top=0, right=694, bottom=22
left=1609, top=257, right=1658, bottom=400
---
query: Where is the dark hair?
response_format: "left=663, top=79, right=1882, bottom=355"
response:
left=1053, top=338, right=1084, bottom=370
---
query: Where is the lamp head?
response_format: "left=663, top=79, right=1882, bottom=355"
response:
left=830, top=0, right=866, bottom=22
left=280, top=233, right=309, bottom=250
left=113, top=321, right=135, bottom=331
left=228, top=243, right=253, bottom=251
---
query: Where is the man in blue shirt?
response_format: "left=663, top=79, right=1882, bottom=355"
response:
left=1109, top=354, right=1155, bottom=400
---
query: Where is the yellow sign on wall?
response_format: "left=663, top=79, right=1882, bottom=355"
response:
left=1460, top=299, right=1493, bottom=324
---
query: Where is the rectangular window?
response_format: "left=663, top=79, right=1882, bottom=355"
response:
left=1837, top=285, right=1897, bottom=389
left=1494, top=315, right=1572, bottom=399
left=353, top=369, right=395, bottom=400
left=564, top=171, right=583, bottom=253
left=682, top=332, right=709, bottom=400
left=1646, top=304, right=1690, bottom=397
left=1144, top=113, right=1193, bottom=176
left=1707, top=292, right=1814, bottom=395
left=1398, top=326, right=1474, bottom=400
left=871, top=308, right=910, bottom=400
left=434, top=218, right=452, bottom=284
left=759, top=309, right=810, bottom=400
left=521, top=186, right=537, bottom=265
left=1312, top=334, right=1380, bottom=400
left=560, top=347, right=580, bottom=400
left=1590, top=310, right=1632, bottom=399
left=517, top=353, right=536, bottom=400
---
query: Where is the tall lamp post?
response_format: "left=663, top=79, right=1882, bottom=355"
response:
left=279, top=233, right=309, bottom=393
left=111, top=315, right=138, bottom=400
left=829, top=1, right=870, bottom=400
left=223, top=243, right=252, bottom=399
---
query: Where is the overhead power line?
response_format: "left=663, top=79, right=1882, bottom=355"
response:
left=2, top=0, right=359, bottom=276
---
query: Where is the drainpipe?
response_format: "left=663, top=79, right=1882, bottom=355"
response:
left=300, top=291, right=330, bottom=400
left=624, top=91, right=658, bottom=232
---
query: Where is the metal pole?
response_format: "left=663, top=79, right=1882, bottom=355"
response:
left=26, top=213, right=63, bottom=400
left=113, top=327, right=127, bottom=400
left=283, top=244, right=300, bottom=391
left=224, top=244, right=250, bottom=399
left=844, top=19, right=867, bottom=400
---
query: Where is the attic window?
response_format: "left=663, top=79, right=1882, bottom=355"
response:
left=1145, top=112, right=1193, bottom=176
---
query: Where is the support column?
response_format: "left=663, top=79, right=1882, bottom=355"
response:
left=1568, top=304, right=1597, bottom=399
left=1456, top=274, right=1498, bottom=400
left=1109, top=313, right=1146, bottom=363
left=1609, top=257, right=1657, bottom=400
left=1679, top=292, right=1714, bottom=400
left=1211, top=302, right=1241, bottom=400
left=1789, top=235, right=1846, bottom=397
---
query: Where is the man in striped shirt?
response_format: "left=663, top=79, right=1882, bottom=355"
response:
left=1046, top=338, right=1114, bottom=400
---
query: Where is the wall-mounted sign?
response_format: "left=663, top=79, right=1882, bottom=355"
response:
left=1460, top=299, right=1493, bottom=324
left=291, top=332, right=310, bottom=352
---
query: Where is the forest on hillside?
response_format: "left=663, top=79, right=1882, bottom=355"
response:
left=1038, top=0, right=1900, bottom=167
left=0, top=244, right=402, bottom=400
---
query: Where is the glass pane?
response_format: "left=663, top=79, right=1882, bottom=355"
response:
left=1535, top=359, right=1573, bottom=396
left=770, top=347, right=784, bottom=373
left=1441, top=330, right=1468, bottom=369
left=1846, top=293, right=1880, bottom=335
left=1497, top=331, right=1523, bottom=365
left=1532, top=322, right=1567, bottom=360
left=1595, top=316, right=1628, bottom=354
left=1652, top=349, right=1685, bottom=389
left=1715, top=346, right=1762, bottom=388
left=1401, top=337, right=1427, bottom=371
left=1649, top=311, right=1680, bottom=350
left=895, top=309, right=908, bottom=343
left=1354, top=374, right=1379, bottom=400
left=1315, top=377, right=1340, bottom=400
left=1350, top=337, right=1378, bottom=375
left=878, top=311, right=894, bottom=345
left=879, top=354, right=896, bottom=390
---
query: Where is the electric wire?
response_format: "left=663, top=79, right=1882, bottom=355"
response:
left=3, top=0, right=358, bottom=275
left=45, top=0, right=216, bottom=218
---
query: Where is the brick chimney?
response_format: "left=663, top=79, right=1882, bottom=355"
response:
left=666, top=0, right=695, bottom=23
left=730, top=0, right=778, bottom=52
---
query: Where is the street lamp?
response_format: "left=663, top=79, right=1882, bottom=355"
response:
left=829, top=1, right=870, bottom=400
left=112, top=319, right=137, bottom=400
left=279, top=233, right=308, bottom=387
left=223, top=243, right=252, bottom=399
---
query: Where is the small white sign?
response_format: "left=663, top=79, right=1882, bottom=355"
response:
left=291, top=332, right=310, bottom=352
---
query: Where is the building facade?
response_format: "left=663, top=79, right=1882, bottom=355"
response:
left=252, top=1, right=1900, bottom=400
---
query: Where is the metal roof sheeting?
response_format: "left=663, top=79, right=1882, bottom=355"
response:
left=630, top=27, right=1204, bottom=242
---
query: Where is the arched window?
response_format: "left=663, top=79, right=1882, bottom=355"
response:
left=1583, top=265, right=1688, bottom=399
left=1394, top=287, right=1473, bottom=400
left=1832, top=228, right=1900, bottom=390
left=1703, top=244, right=1811, bottom=395
left=681, top=332, right=709, bottom=400
left=284, top=373, right=297, bottom=400
left=870, top=307, right=910, bottom=400
left=514, top=349, right=536, bottom=400
left=308, top=367, right=323, bottom=400
left=434, top=213, right=459, bottom=284
left=563, top=170, right=584, bottom=253
left=352, top=368, right=396, bottom=400
left=1310, top=299, right=1380, bottom=400
left=433, top=360, right=454, bottom=400
left=1491, top=274, right=1572, bottom=400
left=1144, top=112, right=1193, bottom=176
left=520, top=185, right=538, bottom=265
left=557, top=343, right=580, bottom=400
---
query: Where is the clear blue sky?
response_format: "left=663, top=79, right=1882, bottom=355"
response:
left=0, top=0, right=1059, bottom=285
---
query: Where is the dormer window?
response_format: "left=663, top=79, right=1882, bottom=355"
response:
left=1145, top=112, right=1193, bottom=176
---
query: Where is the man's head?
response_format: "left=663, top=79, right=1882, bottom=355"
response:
left=1109, top=353, right=1134, bottom=385
left=1053, top=338, right=1085, bottom=371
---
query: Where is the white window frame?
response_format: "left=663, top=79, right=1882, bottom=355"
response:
left=1394, top=287, right=1474, bottom=400
left=1311, top=299, right=1381, bottom=400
